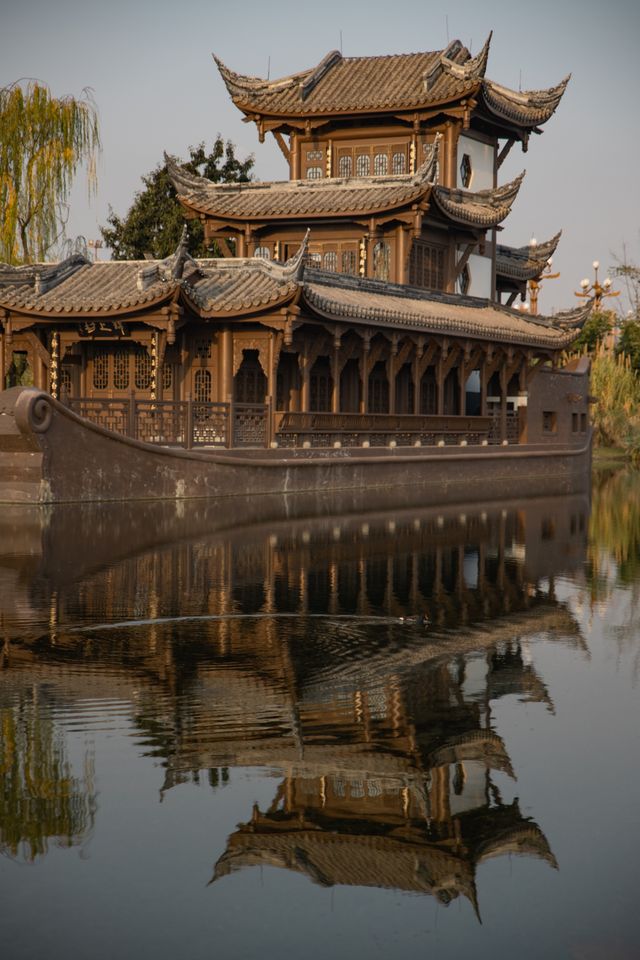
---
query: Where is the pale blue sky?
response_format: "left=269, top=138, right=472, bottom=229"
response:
left=2, top=0, right=639, bottom=313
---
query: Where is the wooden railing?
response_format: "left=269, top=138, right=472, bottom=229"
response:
left=64, top=397, right=514, bottom=450
left=67, top=396, right=269, bottom=449
left=275, top=411, right=496, bottom=447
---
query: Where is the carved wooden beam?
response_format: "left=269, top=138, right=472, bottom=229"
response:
left=441, top=343, right=462, bottom=379
left=366, top=337, right=389, bottom=376
left=454, top=242, right=477, bottom=279
left=461, top=346, right=484, bottom=382
left=24, top=331, right=51, bottom=369
left=216, top=237, right=235, bottom=258
left=272, top=130, right=290, bottom=163
left=497, top=138, right=516, bottom=169
left=392, top=337, right=415, bottom=375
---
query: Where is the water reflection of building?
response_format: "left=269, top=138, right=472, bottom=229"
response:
left=0, top=494, right=586, bottom=896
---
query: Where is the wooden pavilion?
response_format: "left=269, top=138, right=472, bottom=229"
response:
left=0, top=34, right=590, bottom=454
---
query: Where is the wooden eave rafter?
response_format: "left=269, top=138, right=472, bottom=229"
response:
left=233, top=83, right=482, bottom=128
left=300, top=295, right=511, bottom=349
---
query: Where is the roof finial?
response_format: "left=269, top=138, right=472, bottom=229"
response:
left=281, top=228, right=310, bottom=281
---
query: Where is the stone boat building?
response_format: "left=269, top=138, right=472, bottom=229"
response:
left=0, top=36, right=590, bottom=451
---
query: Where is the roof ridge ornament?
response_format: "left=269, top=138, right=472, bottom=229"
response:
left=481, top=75, right=570, bottom=131
left=412, top=133, right=441, bottom=185
left=436, top=169, right=525, bottom=206
left=28, top=253, right=92, bottom=297
left=213, top=53, right=313, bottom=99
left=136, top=226, right=200, bottom=292
left=441, top=31, right=492, bottom=82
left=278, top=228, right=310, bottom=281
left=299, top=50, right=342, bottom=101
left=164, top=152, right=202, bottom=195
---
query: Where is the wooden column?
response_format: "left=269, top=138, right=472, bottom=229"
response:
left=291, top=132, right=300, bottom=179
left=219, top=328, right=233, bottom=402
left=300, top=339, right=311, bottom=412
left=397, top=226, right=408, bottom=285
left=388, top=341, right=398, bottom=415
left=459, top=360, right=466, bottom=416
left=436, top=354, right=445, bottom=414
left=412, top=355, right=420, bottom=414
left=360, top=339, right=370, bottom=413
left=0, top=316, right=5, bottom=391
left=499, top=366, right=508, bottom=442
left=445, top=121, right=460, bottom=188
left=331, top=334, right=341, bottom=413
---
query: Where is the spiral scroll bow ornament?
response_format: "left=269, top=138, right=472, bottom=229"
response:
left=30, top=396, right=54, bottom=433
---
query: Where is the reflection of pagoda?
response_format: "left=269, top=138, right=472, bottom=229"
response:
left=1, top=495, right=586, bottom=893
left=213, top=794, right=555, bottom=914
left=207, top=649, right=558, bottom=915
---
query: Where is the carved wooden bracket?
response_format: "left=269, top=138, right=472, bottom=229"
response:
left=233, top=336, right=271, bottom=378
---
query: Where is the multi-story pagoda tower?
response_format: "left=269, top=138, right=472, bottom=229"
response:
left=170, top=34, right=568, bottom=302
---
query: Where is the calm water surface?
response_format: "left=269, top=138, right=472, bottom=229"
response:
left=1, top=473, right=639, bottom=959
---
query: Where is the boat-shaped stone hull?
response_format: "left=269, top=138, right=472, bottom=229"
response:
left=0, top=387, right=591, bottom=504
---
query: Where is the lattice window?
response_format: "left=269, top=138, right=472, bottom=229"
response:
left=60, top=368, right=72, bottom=396
left=162, top=362, right=173, bottom=391
left=307, top=150, right=323, bottom=160
left=323, top=251, right=338, bottom=272
left=93, top=353, right=108, bottom=390
left=254, top=246, right=271, bottom=259
left=373, top=153, right=388, bottom=176
left=341, top=250, right=357, bottom=275
left=195, top=338, right=212, bottom=359
left=392, top=152, right=406, bottom=175
left=306, top=166, right=323, bottom=179
left=308, top=252, right=322, bottom=267
left=113, top=350, right=130, bottom=389
left=338, top=155, right=352, bottom=177
left=373, top=241, right=391, bottom=282
left=356, top=154, right=370, bottom=177
left=409, top=241, right=445, bottom=290
left=135, top=349, right=152, bottom=390
left=194, top=369, right=212, bottom=403
left=457, top=263, right=471, bottom=296
left=460, top=153, right=473, bottom=188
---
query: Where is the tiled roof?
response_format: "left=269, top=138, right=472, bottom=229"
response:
left=214, top=38, right=488, bottom=117
left=214, top=826, right=479, bottom=899
left=0, top=241, right=588, bottom=347
left=481, top=76, right=570, bottom=129
left=167, top=148, right=438, bottom=221
left=214, top=36, right=565, bottom=132
left=496, top=232, right=562, bottom=282
left=169, top=141, right=522, bottom=230
left=432, top=172, right=524, bottom=227
left=301, top=269, right=588, bottom=349
left=0, top=238, right=306, bottom=317
left=0, top=258, right=172, bottom=314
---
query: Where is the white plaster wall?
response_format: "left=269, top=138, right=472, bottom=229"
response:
left=457, top=135, right=495, bottom=190
left=458, top=252, right=492, bottom=298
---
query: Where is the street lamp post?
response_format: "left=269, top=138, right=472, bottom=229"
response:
left=88, top=238, right=104, bottom=262
left=575, top=260, right=619, bottom=310
left=528, top=248, right=560, bottom=315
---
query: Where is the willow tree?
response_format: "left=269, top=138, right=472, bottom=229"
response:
left=0, top=80, right=100, bottom=264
